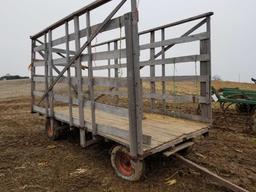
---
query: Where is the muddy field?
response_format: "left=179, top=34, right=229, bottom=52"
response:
left=0, top=79, right=255, bottom=192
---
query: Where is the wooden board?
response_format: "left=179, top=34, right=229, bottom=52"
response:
left=54, top=106, right=208, bottom=153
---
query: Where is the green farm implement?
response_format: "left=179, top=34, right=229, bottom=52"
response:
left=212, top=87, right=256, bottom=132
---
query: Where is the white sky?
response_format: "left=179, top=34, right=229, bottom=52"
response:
left=0, top=0, right=255, bottom=82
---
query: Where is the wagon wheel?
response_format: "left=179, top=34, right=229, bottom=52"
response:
left=45, top=118, right=61, bottom=141
left=111, top=145, right=145, bottom=181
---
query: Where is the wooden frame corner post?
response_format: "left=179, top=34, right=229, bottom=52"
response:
left=124, top=11, right=143, bottom=158
left=200, top=16, right=212, bottom=121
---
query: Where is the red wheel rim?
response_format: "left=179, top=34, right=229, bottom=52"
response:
left=116, top=151, right=133, bottom=177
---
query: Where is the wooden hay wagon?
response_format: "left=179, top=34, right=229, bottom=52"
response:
left=30, top=0, right=212, bottom=181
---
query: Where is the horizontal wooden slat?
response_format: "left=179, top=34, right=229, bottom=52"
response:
left=32, top=105, right=46, bottom=114
left=93, top=77, right=127, bottom=87
left=141, top=75, right=208, bottom=82
left=143, top=93, right=208, bottom=104
left=92, top=63, right=127, bottom=70
left=81, top=49, right=126, bottom=61
left=33, top=91, right=44, bottom=97
left=84, top=122, right=151, bottom=145
left=150, top=108, right=211, bottom=123
left=95, top=90, right=128, bottom=97
left=95, top=102, right=128, bottom=117
left=33, top=76, right=77, bottom=84
left=140, top=54, right=209, bottom=67
left=34, top=60, right=45, bottom=67
left=50, top=48, right=126, bottom=67
left=140, top=32, right=209, bottom=50
left=34, top=15, right=125, bottom=51
left=52, top=48, right=76, bottom=55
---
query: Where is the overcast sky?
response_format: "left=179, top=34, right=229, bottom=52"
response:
left=0, top=0, right=255, bottom=82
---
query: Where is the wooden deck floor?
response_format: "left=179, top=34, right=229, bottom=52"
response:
left=54, top=106, right=208, bottom=153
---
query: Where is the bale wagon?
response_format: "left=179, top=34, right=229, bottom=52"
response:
left=30, top=0, right=213, bottom=181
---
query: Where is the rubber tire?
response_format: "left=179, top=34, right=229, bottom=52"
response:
left=111, top=145, right=144, bottom=181
left=45, top=118, right=61, bottom=141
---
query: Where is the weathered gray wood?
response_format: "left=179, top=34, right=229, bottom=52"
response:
left=141, top=75, right=208, bottom=82
left=34, top=60, right=45, bottom=66
left=92, top=12, right=212, bottom=48
left=140, top=54, right=210, bottom=67
left=161, top=28, right=166, bottom=112
left=65, top=21, right=73, bottom=127
left=48, top=49, right=126, bottom=67
left=140, top=32, right=209, bottom=50
left=200, top=17, right=212, bottom=122
left=30, top=40, right=36, bottom=113
left=107, top=42, right=111, bottom=78
left=32, top=105, right=151, bottom=145
left=48, top=30, right=54, bottom=119
left=34, top=15, right=125, bottom=51
left=143, top=93, right=207, bottom=104
left=139, top=12, right=213, bottom=35
left=143, top=128, right=209, bottom=157
left=33, top=91, right=77, bottom=106
left=44, top=34, right=49, bottom=117
left=150, top=31, right=156, bottom=110
left=87, top=11, right=97, bottom=137
left=93, top=77, right=127, bottom=87
left=33, top=75, right=77, bottom=84
left=143, top=18, right=208, bottom=68
left=94, top=102, right=128, bottom=117
left=114, top=41, right=119, bottom=104
left=82, top=49, right=126, bottom=61
left=74, top=16, right=86, bottom=148
left=124, top=12, right=143, bottom=157
left=92, top=63, right=127, bottom=70
left=163, top=142, right=194, bottom=157
left=150, top=108, right=211, bottom=123
left=33, top=105, right=47, bottom=114
left=31, top=0, right=112, bottom=39
left=93, top=54, right=209, bottom=71
left=94, top=90, right=127, bottom=97
left=46, top=53, right=208, bottom=69
left=38, top=0, right=128, bottom=105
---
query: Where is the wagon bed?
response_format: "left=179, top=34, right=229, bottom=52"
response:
left=35, top=105, right=208, bottom=155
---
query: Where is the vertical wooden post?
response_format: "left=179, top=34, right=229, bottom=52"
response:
left=161, top=28, right=167, bottom=112
left=124, top=12, right=143, bottom=157
left=48, top=30, right=54, bottom=126
left=200, top=16, right=212, bottom=121
left=44, top=34, right=49, bottom=117
left=150, top=31, right=156, bottom=111
left=114, top=41, right=119, bottom=105
left=107, top=42, right=111, bottom=78
left=86, top=11, right=97, bottom=137
left=74, top=16, right=86, bottom=147
left=65, top=21, right=73, bottom=127
left=30, top=39, right=36, bottom=113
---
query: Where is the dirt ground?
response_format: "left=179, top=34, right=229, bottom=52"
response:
left=0, top=79, right=255, bottom=192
